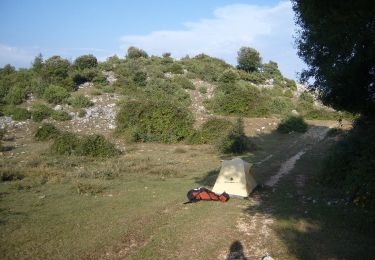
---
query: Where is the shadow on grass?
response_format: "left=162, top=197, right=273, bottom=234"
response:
left=196, top=123, right=375, bottom=258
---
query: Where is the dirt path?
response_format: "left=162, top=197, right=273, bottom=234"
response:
left=265, top=126, right=331, bottom=187
left=226, top=125, right=334, bottom=259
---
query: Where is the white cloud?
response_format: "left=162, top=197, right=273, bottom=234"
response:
left=0, top=44, right=36, bottom=68
left=121, top=1, right=304, bottom=79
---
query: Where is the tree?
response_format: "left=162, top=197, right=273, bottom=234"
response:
left=32, top=53, right=44, bottom=73
left=42, top=56, right=70, bottom=82
left=262, top=61, right=282, bottom=79
left=292, top=0, right=375, bottom=115
left=74, top=55, right=98, bottom=70
left=237, top=47, right=262, bottom=72
left=126, top=46, right=149, bottom=59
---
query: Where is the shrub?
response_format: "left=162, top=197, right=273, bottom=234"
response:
left=68, top=94, right=93, bottom=108
left=277, top=115, right=308, bottom=133
left=31, top=104, right=53, bottom=122
left=52, top=110, right=71, bottom=121
left=34, top=123, right=60, bottom=141
left=198, top=86, right=207, bottom=94
left=238, top=70, right=266, bottom=84
left=50, top=131, right=119, bottom=157
left=116, top=99, right=194, bottom=143
left=285, top=78, right=297, bottom=90
left=43, top=85, right=70, bottom=104
left=270, top=97, right=295, bottom=115
left=5, top=86, right=27, bottom=105
left=216, top=118, right=256, bottom=154
left=78, top=109, right=86, bottom=118
left=219, top=69, right=239, bottom=84
left=126, top=46, right=148, bottom=59
left=303, top=109, right=339, bottom=120
left=41, top=56, right=70, bottom=83
left=166, top=63, right=184, bottom=74
left=74, top=55, right=98, bottom=70
left=7, top=107, right=31, bottom=121
left=132, top=70, right=147, bottom=86
left=76, top=181, right=105, bottom=195
left=173, top=76, right=195, bottom=90
left=76, top=134, right=119, bottom=157
left=51, top=132, right=79, bottom=155
left=299, top=91, right=315, bottom=104
left=200, top=118, right=233, bottom=144
left=210, top=86, right=271, bottom=117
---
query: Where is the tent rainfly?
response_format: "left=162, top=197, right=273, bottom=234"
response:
left=212, top=158, right=257, bottom=197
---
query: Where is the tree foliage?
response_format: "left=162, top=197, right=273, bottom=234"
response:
left=126, top=46, right=149, bottom=59
left=237, top=47, right=262, bottom=72
left=292, top=0, right=375, bottom=115
left=74, top=55, right=98, bottom=70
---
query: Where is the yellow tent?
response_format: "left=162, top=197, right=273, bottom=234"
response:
left=212, top=158, right=257, bottom=197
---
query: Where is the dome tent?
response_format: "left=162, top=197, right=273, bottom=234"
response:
left=212, top=158, right=257, bottom=197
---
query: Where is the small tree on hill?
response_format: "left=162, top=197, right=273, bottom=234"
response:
left=74, top=55, right=98, bottom=70
left=126, top=46, right=149, bottom=59
left=237, top=47, right=262, bottom=72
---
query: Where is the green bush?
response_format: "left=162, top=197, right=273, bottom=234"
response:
left=198, top=86, right=207, bottom=94
left=74, top=55, right=98, bottom=70
left=50, top=131, right=119, bottom=157
left=210, top=86, right=271, bottom=117
left=41, top=56, right=71, bottom=84
left=219, top=69, right=239, bottom=84
left=200, top=118, right=233, bottom=144
left=5, top=107, right=31, bottom=121
left=165, top=63, right=184, bottom=74
left=68, top=94, right=93, bottom=108
left=216, top=118, right=256, bottom=154
left=277, top=115, right=308, bottom=133
left=34, top=123, right=60, bottom=141
left=116, top=99, right=194, bottom=143
left=299, top=91, right=315, bottom=104
left=78, top=109, right=86, bottom=118
left=320, top=118, right=375, bottom=208
left=5, top=86, right=28, bottom=105
left=76, top=134, right=119, bottom=157
left=126, top=46, right=148, bottom=59
left=43, top=85, right=70, bottom=104
left=31, top=104, right=53, bottom=122
left=238, top=70, right=266, bottom=84
left=51, top=132, right=79, bottom=155
left=52, top=110, right=71, bottom=121
left=270, top=97, right=295, bottom=115
left=173, top=76, right=195, bottom=90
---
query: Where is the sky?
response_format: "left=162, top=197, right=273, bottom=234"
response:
left=0, top=0, right=304, bottom=79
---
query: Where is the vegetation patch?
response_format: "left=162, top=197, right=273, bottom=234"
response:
left=43, top=85, right=70, bottom=104
left=277, top=115, right=308, bottom=133
left=34, top=123, right=61, bottom=141
left=49, top=131, right=119, bottom=157
left=75, top=181, right=106, bottom=195
left=116, top=99, right=194, bottom=143
left=67, top=94, right=93, bottom=108
left=51, top=110, right=71, bottom=121
left=31, top=104, right=53, bottom=122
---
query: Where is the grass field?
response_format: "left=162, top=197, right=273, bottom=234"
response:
left=1, top=119, right=374, bottom=259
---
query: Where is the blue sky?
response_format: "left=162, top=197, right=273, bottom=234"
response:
left=0, top=0, right=304, bottom=79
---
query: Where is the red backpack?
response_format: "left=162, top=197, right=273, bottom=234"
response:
left=184, top=187, right=230, bottom=204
